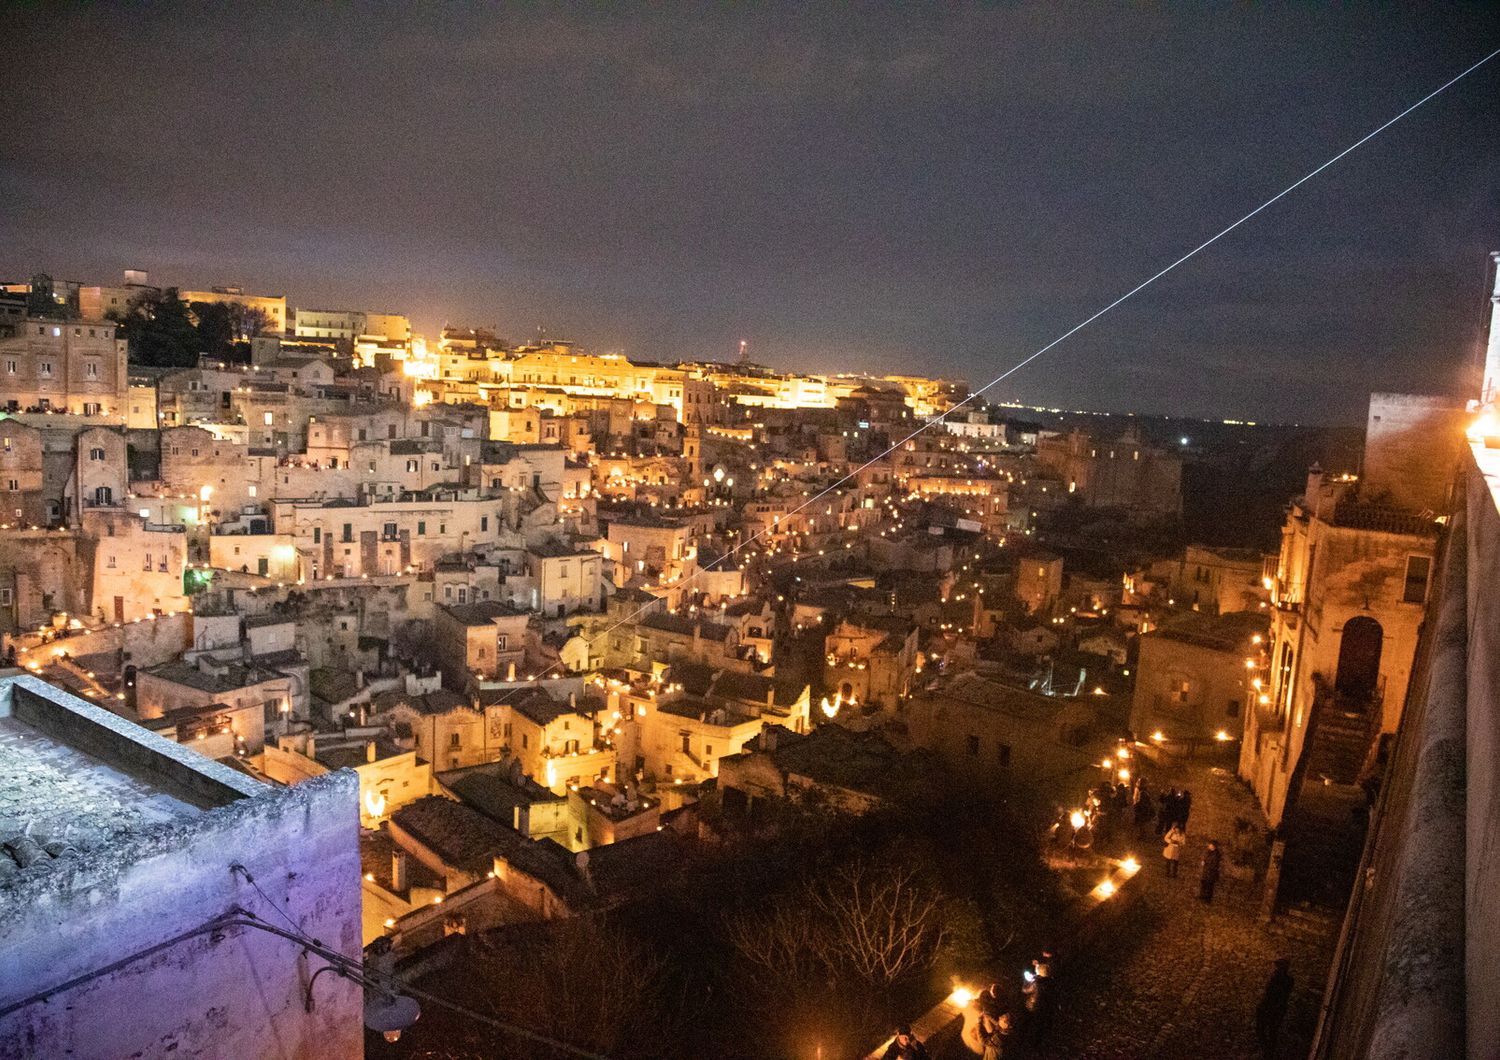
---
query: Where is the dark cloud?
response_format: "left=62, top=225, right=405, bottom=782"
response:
left=2, top=3, right=1497, bottom=422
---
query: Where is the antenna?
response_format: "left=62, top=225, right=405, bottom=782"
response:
left=737, top=339, right=748, bottom=365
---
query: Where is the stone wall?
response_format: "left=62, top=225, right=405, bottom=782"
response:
left=1362, top=393, right=1466, bottom=515
left=1461, top=445, right=1500, bottom=1055
left=0, top=679, right=363, bottom=1059
left=13, top=610, right=192, bottom=673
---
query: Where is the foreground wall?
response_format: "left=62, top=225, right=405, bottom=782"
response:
left=1312, top=444, right=1500, bottom=1059
left=0, top=683, right=363, bottom=1059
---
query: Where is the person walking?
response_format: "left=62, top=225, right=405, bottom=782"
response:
left=1255, top=957, right=1294, bottom=1056
left=1199, top=839, right=1223, bottom=902
left=882, top=1023, right=931, bottom=1060
left=1162, top=822, right=1186, bottom=878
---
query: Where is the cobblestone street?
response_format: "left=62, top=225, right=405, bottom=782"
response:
left=957, top=752, right=1341, bottom=1060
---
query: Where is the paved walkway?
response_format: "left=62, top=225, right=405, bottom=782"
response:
left=951, top=753, right=1339, bottom=1060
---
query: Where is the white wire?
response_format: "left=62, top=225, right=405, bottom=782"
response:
left=535, top=44, right=1500, bottom=679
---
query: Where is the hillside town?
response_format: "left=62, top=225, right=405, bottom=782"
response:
left=1, top=257, right=1492, bottom=1060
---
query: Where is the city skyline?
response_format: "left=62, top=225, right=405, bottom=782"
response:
left=4, top=5, right=1498, bottom=425
left=3, top=7, right=1499, bottom=1056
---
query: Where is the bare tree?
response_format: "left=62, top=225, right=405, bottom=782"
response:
left=726, top=856, right=947, bottom=990
left=475, top=917, right=671, bottom=1056
left=808, top=860, right=947, bottom=985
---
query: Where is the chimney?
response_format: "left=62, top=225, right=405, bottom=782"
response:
left=506, top=661, right=517, bottom=682
left=366, top=740, right=377, bottom=763
left=568, top=691, right=577, bottom=709
left=1304, top=464, right=1324, bottom=513
left=762, top=726, right=778, bottom=752
left=391, top=850, right=409, bottom=893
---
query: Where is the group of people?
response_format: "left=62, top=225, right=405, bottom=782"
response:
left=1148, top=783, right=1194, bottom=836
left=1144, top=783, right=1225, bottom=901
left=881, top=950, right=1057, bottom=1060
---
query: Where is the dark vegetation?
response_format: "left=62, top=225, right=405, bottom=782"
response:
left=385, top=778, right=1065, bottom=1060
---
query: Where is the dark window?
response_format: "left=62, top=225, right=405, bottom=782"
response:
left=1403, top=556, right=1432, bottom=604
left=965, top=734, right=979, bottom=756
left=998, top=743, right=1012, bottom=767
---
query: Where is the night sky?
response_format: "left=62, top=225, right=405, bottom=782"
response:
left=4, top=4, right=1498, bottom=423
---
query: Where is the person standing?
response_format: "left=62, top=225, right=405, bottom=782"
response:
left=978, top=1011, right=1011, bottom=1060
left=1135, top=788, right=1156, bottom=836
left=1178, top=788, right=1194, bottom=831
left=1255, top=957, right=1294, bottom=1056
left=1199, top=839, right=1223, bottom=901
left=1156, top=787, right=1178, bottom=836
left=1163, top=823, right=1186, bottom=877
left=1021, top=953, right=1056, bottom=1048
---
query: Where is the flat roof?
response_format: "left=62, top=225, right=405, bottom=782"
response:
left=0, top=674, right=264, bottom=875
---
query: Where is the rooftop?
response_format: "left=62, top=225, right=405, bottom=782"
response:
left=0, top=674, right=263, bottom=875
left=440, top=600, right=528, bottom=626
left=1148, top=610, right=1269, bottom=653
left=437, top=761, right=563, bottom=823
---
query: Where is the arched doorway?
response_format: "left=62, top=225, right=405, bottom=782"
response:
left=1335, top=616, right=1383, bottom=702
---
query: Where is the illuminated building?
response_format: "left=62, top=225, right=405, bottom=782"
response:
left=0, top=315, right=129, bottom=419
left=176, top=285, right=288, bottom=333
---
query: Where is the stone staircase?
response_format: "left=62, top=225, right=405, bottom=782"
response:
left=1302, top=700, right=1375, bottom=785
left=1278, top=781, right=1369, bottom=910
left=1274, top=899, right=1343, bottom=945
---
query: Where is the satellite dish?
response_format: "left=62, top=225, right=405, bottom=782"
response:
left=574, top=850, right=590, bottom=872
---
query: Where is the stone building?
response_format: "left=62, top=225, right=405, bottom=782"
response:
left=823, top=613, right=919, bottom=712
left=1239, top=461, right=1440, bottom=830
left=431, top=601, right=529, bottom=687
left=1034, top=426, right=1182, bottom=517
left=0, top=673, right=363, bottom=1058
left=0, top=420, right=46, bottom=526
left=0, top=315, right=129, bottom=419
left=177, top=285, right=288, bottom=333
left=903, top=673, right=1111, bottom=794
left=81, top=508, right=190, bottom=623
left=1130, top=611, right=1269, bottom=746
